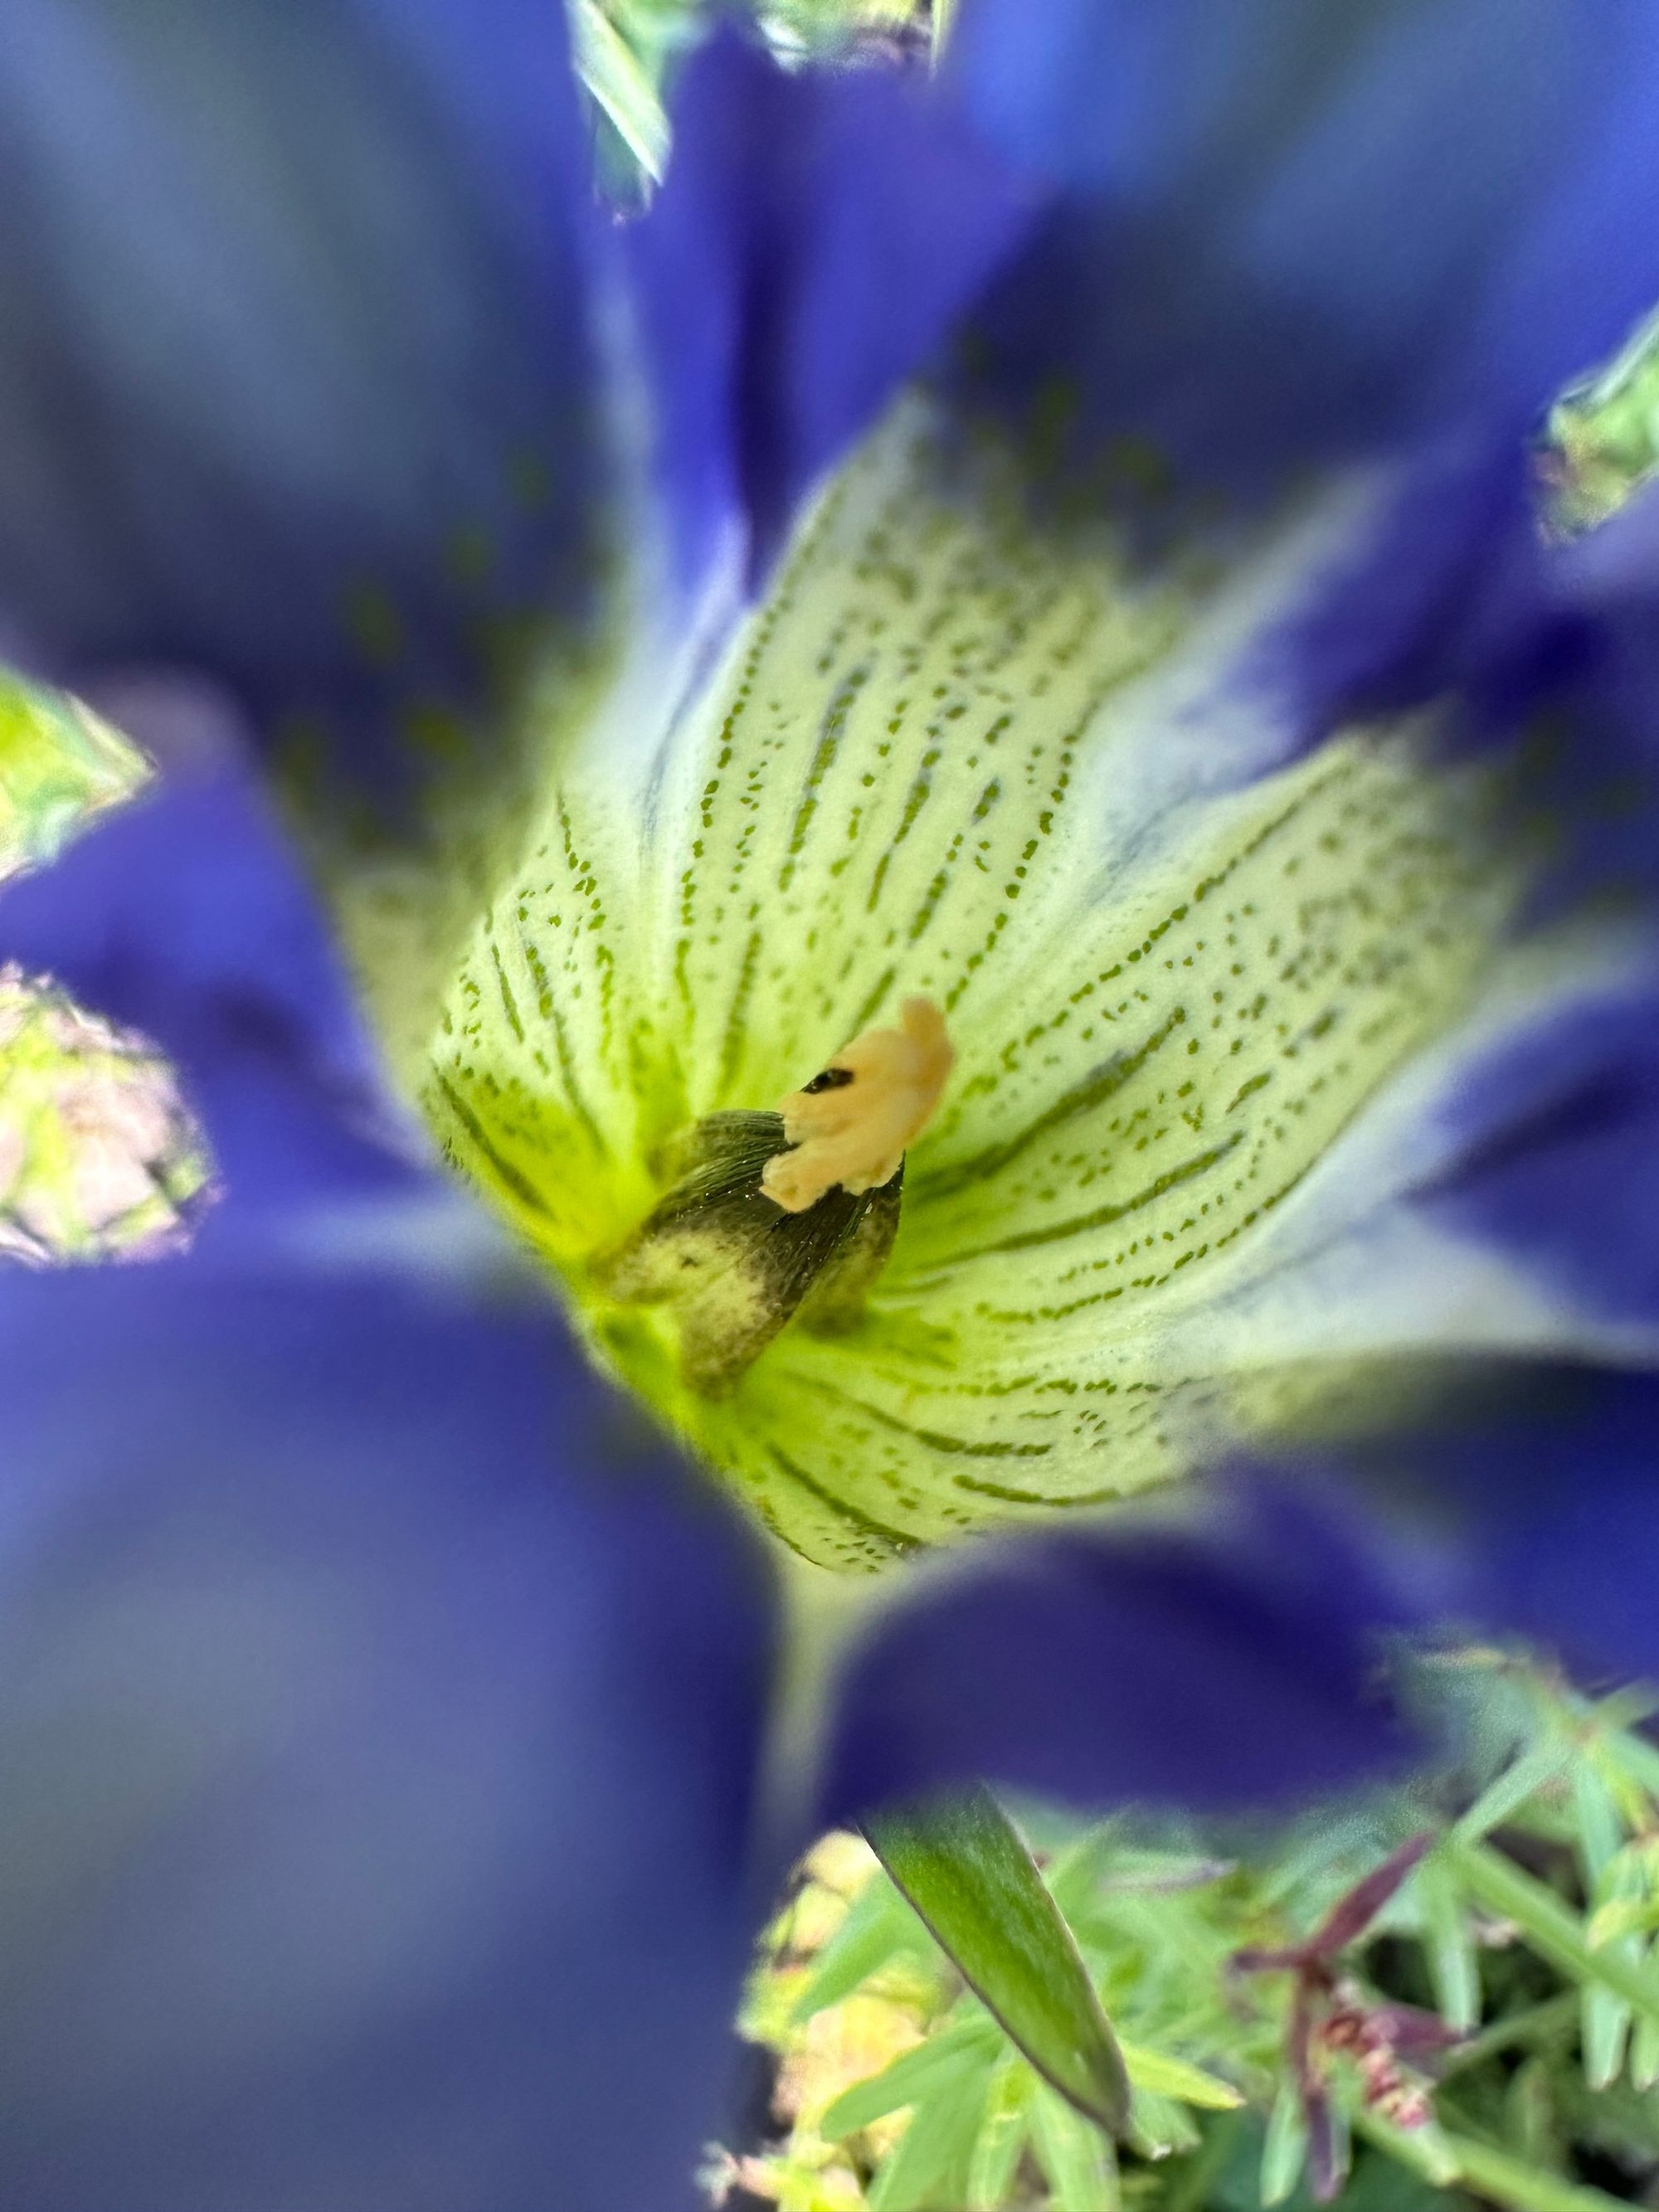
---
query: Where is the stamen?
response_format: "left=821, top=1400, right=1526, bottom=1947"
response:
left=761, top=997, right=954, bottom=1213
left=591, top=1000, right=951, bottom=1396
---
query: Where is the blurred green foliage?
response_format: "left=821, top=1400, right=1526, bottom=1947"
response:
left=727, top=1661, right=1659, bottom=2212
left=0, top=674, right=146, bottom=885
left=0, top=677, right=210, bottom=1260
left=1545, top=309, right=1659, bottom=537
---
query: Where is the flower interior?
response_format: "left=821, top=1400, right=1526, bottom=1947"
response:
left=421, top=397, right=1545, bottom=1572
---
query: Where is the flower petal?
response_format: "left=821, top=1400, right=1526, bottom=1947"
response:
left=629, top=28, right=1034, bottom=587
left=1422, top=969, right=1659, bottom=1332
left=0, top=1257, right=772, bottom=2212
left=820, top=1485, right=1413, bottom=1821
left=950, top=0, right=1659, bottom=485
left=1297, top=1364, right=1659, bottom=1691
left=433, top=392, right=1619, bottom=1565
left=0, top=761, right=417, bottom=1228
left=0, top=0, right=603, bottom=793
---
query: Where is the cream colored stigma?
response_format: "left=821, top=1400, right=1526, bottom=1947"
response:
left=761, top=997, right=955, bottom=1213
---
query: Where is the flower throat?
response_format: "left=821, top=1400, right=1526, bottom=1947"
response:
left=421, top=398, right=1530, bottom=1570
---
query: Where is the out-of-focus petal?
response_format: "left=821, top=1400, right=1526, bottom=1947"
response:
left=1298, top=1364, right=1659, bottom=1691
left=629, top=29, right=1033, bottom=586
left=1422, top=971, right=1659, bottom=1332
left=949, top=0, right=1659, bottom=489
left=0, top=0, right=604, bottom=800
left=0, top=1259, right=773, bottom=2212
left=820, top=1488, right=1414, bottom=1824
left=0, top=763, right=416, bottom=1223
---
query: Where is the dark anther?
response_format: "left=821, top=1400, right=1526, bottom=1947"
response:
left=592, top=1109, right=902, bottom=1395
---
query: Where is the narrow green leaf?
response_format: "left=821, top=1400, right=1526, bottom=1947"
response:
left=1117, top=2039, right=1243, bottom=2112
left=569, top=0, right=669, bottom=180
left=865, top=1787, right=1132, bottom=2134
left=1452, top=1739, right=1575, bottom=1845
left=967, top=2061, right=1031, bottom=2211
left=1441, top=1839, right=1659, bottom=2026
left=791, top=1871, right=932, bottom=2024
left=1259, top=2079, right=1309, bottom=2207
left=820, top=2016, right=1001, bottom=2141
left=866, top=2052, right=995, bottom=2212
left=1586, top=1896, right=1659, bottom=1950
left=1575, top=1766, right=1637, bottom=2087
left=1631, top=1982, right=1659, bottom=2091
left=1417, top=1860, right=1481, bottom=2033
left=1029, top=2083, right=1119, bottom=2212
left=1125, top=2085, right=1202, bottom=2160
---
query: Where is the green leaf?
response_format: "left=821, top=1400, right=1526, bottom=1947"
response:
left=1117, top=2038, right=1243, bottom=2112
left=1125, top=2085, right=1202, bottom=2160
left=865, top=2045, right=997, bottom=2212
left=1029, top=2083, right=1119, bottom=2212
left=1260, top=2079, right=1309, bottom=2207
left=1587, top=1896, right=1659, bottom=1949
left=569, top=0, right=669, bottom=180
left=967, top=2060, right=1031, bottom=2211
left=865, top=1787, right=1132, bottom=2134
left=820, top=2015, right=1002, bottom=2140
left=1441, top=1838, right=1659, bottom=2029
left=1452, top=1739, right=1575, bottom=1845
left=1416, top=1858, right=1481, bottom=2033
left=791, top=1868, right=934, bottom=2023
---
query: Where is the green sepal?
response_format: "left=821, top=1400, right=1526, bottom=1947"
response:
left=863, top=1785, right=1131, bottom=2137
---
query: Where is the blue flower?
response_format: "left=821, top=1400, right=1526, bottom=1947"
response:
left=2, top=2, right=1659, bottom=2202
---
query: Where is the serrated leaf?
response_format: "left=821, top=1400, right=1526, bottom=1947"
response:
left=1118, top=2039, right=1243, bottom=2112
left=820, top=2015, right=1001, bottom=2140
left=1029, top=2083, right=1118, bottom=2212
left=865, top=1787, right=1131, bottom=2135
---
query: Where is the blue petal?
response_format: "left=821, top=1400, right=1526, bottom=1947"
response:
left=1423, top=971, right=1659, bottom=1331
left=0, top=765, right=417, bottom=1225
left=0, top=1259, right=772, bottom=2212
left=821, top=1487, right=1414, bottom=1823
left=950, top=0, right=1659, bottom=488
left=629, top=29, right=1033, bottom=587
left=1303, top=1365, right=1659, bottom=1692
left=0, top=0, right=603, bottom=792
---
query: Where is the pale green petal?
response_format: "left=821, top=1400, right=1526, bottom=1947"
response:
left=426, top=396, right=1555, bottom=1569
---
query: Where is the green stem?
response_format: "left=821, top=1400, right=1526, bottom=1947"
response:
left=1438, top=2132, right=1632, bottom=2212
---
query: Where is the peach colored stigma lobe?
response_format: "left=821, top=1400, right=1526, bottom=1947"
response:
left=760, top=997, right=954, bottom=1213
